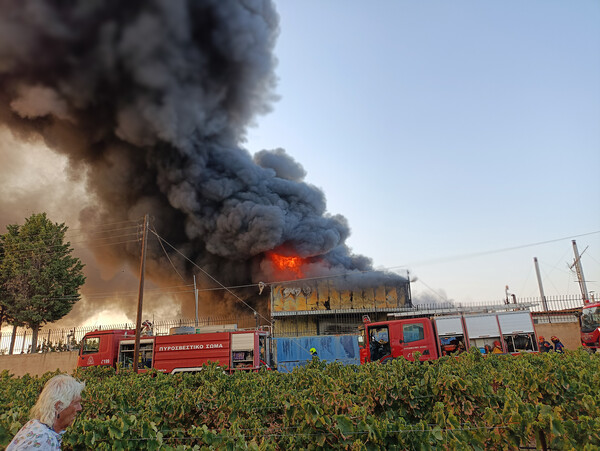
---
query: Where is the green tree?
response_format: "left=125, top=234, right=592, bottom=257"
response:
left=0, top=213, right=85, bottom=353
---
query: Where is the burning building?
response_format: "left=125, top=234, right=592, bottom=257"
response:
left=266, top=253, right=411, bottom=336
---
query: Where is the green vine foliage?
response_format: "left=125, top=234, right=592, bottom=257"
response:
left=1, top=349, right=599, bottom=450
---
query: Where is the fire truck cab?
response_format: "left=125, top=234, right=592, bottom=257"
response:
left=359, top=317, right=438, bottom=363
left=78, top=329, right=131, bottom=368
left=580, top=301, right=600, bottom=352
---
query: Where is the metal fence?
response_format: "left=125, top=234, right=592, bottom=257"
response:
left=0, top=315, right=263, bottom=355
left=272, top=295, right=586, bottom=337
left=0, top=294, right=589, bottom=354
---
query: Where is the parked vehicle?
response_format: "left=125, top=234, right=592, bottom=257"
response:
left=77, top=325, right=272, bottom=373
left=358, top=309, right=538, bottom=363
left=580, top=301, right=600, bottom=352
left=78, top=308, right=540, bottom=372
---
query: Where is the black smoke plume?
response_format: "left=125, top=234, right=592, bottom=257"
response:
left=0, top=0, right=406, bottom=321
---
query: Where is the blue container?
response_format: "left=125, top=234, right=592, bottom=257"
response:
left=274, top=335, right=360, bottom=373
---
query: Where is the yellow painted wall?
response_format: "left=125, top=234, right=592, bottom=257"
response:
left=272, top=282, right=409, bottom=312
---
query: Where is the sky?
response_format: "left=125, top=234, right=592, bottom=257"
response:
left=0, top=1, right=598, bottom=331
left=245, top=0, right=600, bottom=304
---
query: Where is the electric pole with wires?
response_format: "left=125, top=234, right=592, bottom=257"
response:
left=133, top=214, right=149, bottom=373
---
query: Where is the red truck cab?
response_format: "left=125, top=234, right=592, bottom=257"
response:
left=581, top=301, right=600, bottom=352
left=359, top=317, right=439, bottom=363
left=78, top=329, right=133, bottom=368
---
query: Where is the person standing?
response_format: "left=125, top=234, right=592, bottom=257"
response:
left=492, top=340, right=503, bottom=354
left=538, top=336, right=553, bottom=353
left=551, top=336, right=565, bottom=353
left=7, top=374, right=85, bottom=450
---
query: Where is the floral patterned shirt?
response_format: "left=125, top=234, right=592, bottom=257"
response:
left=6, top=419, right=64, bottom=450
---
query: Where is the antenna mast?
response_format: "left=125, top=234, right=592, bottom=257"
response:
left=570, top=240, right=590, bottom=304
left=533, top=257, right=549, bottom=312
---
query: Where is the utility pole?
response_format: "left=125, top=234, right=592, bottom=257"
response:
left=133, top=214, right=149, bottom=373
left=570, top=240, right=590, bottom=304
left=194, top=274, right=199, bottom=328
left=533, top=257, right=550, bottom=313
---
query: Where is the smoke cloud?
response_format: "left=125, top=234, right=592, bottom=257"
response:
left=0, top=0, right=406, bottom=323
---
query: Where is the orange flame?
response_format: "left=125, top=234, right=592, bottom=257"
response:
left=270, top=253, right=305, bottom=278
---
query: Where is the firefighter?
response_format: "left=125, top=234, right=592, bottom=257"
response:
left=369, top=335, right=380, bottom=360
left=492, top=340, right=503, bottom=354
left=551, top=336, right=565, bottom=353
left=538, top=336, right=553, bottom=353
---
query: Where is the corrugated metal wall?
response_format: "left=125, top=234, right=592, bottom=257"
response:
left=272, top=282, right=409, bottom=313
left=273, top=335, right=360, bottom=373
left=273, top=312, right=390, bottom=337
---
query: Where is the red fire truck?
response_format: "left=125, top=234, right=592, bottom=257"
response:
left=77, top=325, right=273, bottom=373
left=580, top=301, right=600, bottom=352
left=358, top=308, right=538, bottom=363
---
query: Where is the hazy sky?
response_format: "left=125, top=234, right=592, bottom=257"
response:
left=246, top=0, right=600, bottom=303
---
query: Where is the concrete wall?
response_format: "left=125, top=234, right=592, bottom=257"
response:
left=0, top=351, right=79, bottom=377
left=534, top=322, right=581, bottom=349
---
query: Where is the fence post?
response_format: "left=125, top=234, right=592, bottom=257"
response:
left=21, top=330, right=28, bottom=354
left=9, top=327, right=17, bottom=355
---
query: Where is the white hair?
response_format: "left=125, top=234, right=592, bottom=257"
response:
left=30, top=374, right=85, bottom=427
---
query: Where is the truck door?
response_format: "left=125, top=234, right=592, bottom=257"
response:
left=497, top=311, right=537, bottom=353
left=367, top=325, right=391, bottom=362
left=79, top=334, right=111, bottom=367
left=463, top=314, right=502, bottom=354
left=397, top=319, right=437, bottom=361
left=434, top=316, right=466, bottom=356
left=231, top=332, right=258, bottom=370
left=118, top=339, right=155, bottom=369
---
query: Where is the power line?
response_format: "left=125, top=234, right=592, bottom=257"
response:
left=122, top=230, right=600, bottom=297
left=0, top=220, right=141, bottom=247
left=148, top=229, right=272, bottom=327
left=0, top=228, right=140, bottom=256
left=151, top=224, right=185, bottom=281
left=385, top=230, right=600, bottom=271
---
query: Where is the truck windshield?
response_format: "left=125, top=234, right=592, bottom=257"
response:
left=81, top=337, right=100, bottom=355
left=581, top=306, right=600, bottom=333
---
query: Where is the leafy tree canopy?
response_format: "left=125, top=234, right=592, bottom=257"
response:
left=0, top=213, right=85, bottom=338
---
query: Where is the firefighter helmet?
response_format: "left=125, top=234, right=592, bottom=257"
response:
left=550, top=336, right=558, bottom=342
left=309, top=347, right=317, bottom=355
left=538, top=336, right=545, bottom=341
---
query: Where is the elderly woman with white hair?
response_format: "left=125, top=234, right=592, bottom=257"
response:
left=7, top=374, right=85, bottom=450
